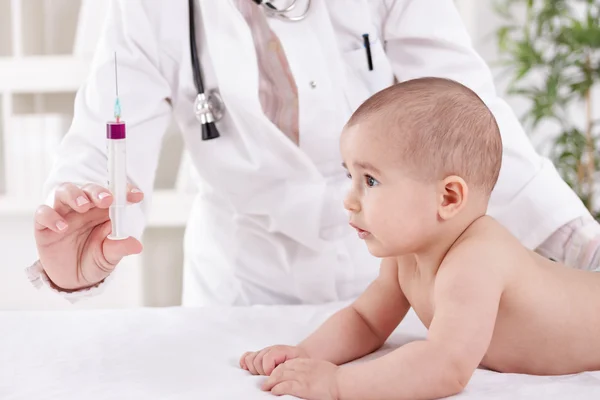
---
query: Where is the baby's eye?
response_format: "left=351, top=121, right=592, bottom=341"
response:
left=346, top=172, right=352, bottom=179
left=365, top=175, right=379, bottom=187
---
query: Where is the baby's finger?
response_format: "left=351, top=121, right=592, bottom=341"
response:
left=245, top=352, right=259, bottom=375
left=239, top=352, right=252, bottom=370
left=253, top=348, right=270, bottom=376
left=34, top=205, right=69, bottom=233
left=262, top=364, right=296, bottom=391
left=81, top=183, right=113, bottom=208
left=270, top=381, right=303, bottom=397
left=263, top=349, right=289, bottom=376
left=126, top=184, right=144, bottom=204
left=53, top=183, right=92, bottom=215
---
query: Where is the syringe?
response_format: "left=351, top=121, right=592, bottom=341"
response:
left=107, top=52, right=127, bottom=240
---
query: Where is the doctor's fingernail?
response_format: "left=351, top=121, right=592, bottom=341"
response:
left=76, top=196, right=89, bottom=206
left=56, top=221, right=68, bottom=231
left=98, top=192, right=111, bottom=200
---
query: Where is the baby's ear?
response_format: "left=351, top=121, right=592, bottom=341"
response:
left=437, top=176, right=468, bottom=220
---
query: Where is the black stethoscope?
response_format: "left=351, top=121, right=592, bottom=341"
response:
left=188, top=0, right=312, bottom=140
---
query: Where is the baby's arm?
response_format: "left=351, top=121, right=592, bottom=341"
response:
left=298, top=257, right=411, bottom=365
left=336, top=241, right=504, bottom=400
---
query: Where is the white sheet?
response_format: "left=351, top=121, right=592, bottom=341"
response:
left=2, top=302, right=600, bottom=399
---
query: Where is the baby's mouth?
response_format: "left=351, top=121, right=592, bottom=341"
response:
left=350, top=223, right=371, bottom=239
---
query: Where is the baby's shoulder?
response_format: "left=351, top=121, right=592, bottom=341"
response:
left=463, top=215, right=520, bottom=250
left=443, top=216, right=524, bottom=270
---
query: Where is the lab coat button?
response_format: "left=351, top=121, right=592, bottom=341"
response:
left=309, top=81, right=317, bottom=89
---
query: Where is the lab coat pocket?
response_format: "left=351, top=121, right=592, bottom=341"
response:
left=341, top=36, right=395, bottom=112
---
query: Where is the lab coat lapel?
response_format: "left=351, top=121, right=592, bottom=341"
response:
left=196, top=0, right=330, bottom=246
left=197, top=0, right=341, bottom=302
left=197, top=0, right=316, bottom=172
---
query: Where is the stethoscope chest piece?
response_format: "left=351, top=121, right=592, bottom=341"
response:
left=189, top=0, right=312, bottom=141
left=194, top=89, right=224, bottom=141
left=194, top=89, right=224, bottom=125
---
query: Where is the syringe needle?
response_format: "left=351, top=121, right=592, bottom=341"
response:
left=114, top=51, right=119, bottom=97
left=114, top=52, right=121, bottom=122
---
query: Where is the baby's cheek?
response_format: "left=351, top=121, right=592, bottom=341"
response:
left=383, top=199, right=410, bottom=229
left=374, top=213, right=405, bottom=245
left=382, top=208, right=423, bottom=250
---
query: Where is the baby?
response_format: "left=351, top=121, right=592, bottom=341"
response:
left=239, top=77, right=600, bottom=400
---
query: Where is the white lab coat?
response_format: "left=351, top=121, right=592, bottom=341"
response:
left=44, top=0, right=589, bottom=306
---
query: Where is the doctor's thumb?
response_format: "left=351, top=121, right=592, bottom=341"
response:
left=102, top=233, right=144, bottom=266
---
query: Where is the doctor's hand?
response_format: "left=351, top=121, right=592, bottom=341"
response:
left=240, top=345, right=310, bottom=376
left=33, top=182, right=144, bottom=291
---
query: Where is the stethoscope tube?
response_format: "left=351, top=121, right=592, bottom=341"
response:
left=189, top=0, right=220, bottom=140
left=189, top=0, right=311, bottom=141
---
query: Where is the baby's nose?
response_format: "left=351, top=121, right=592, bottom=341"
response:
left=343, top=193, right=361, bottom=213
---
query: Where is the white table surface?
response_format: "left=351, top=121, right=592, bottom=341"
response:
left=2, top=302, right=600, bottom=399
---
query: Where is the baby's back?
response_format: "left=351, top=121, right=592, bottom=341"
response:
left=471, top=217, right=600, bottom=375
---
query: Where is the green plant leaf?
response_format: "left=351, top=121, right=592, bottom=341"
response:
left=497, top=25, right=518, bottom=52
left=563, top=16, right=600, bottom=48
left=535, top=0, right=571, bottom=36
left=570, top=79, right=594, bottom=97
left=495, top=0, right=599, bottom=215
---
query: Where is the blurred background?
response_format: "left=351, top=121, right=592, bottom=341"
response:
left=0, top=0, right=597, bottom=310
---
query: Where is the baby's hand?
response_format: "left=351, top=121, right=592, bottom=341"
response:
left=239, top=345, right=309, bottom=376
left=262, top=359, right=339, bottom=400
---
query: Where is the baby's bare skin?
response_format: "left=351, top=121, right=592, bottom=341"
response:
left=240, top=79, right=600, bottom=400
left=244, top=216, right=600, bottom=400
left=399, top=215, right=600, bottom=376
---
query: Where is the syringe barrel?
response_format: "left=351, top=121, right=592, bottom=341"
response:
left=107, top=122, right=127, bottom=240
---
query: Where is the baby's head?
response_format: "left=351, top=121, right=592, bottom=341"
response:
left=341, top=77, right=502, bottom=258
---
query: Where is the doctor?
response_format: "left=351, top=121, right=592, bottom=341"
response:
left=29, top=0, right=600, bottom=306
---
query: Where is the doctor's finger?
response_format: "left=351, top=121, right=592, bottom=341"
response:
left=81, top=184, right=114, bottom=208
left=34, top=205, right=69, bottom=233
left=126, top=184, right=144, bottom=204
left=100, top=222, right=143, bottom=265
left=54, top=183, right=93, bottom=215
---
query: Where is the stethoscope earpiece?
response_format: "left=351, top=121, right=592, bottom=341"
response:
left=252, top=0, right=311, bottom=22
